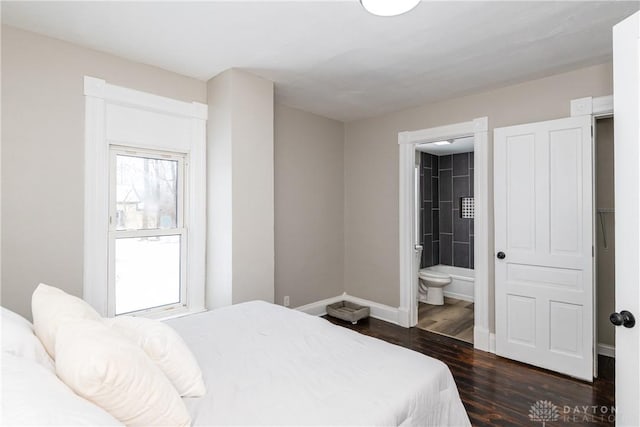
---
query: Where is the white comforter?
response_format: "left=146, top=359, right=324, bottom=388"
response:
left=167, top=301, right=470, bottom=427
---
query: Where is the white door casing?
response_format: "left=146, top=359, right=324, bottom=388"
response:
left=569, top=94, right=614, bottom=377
left=613, top=11, right=640, bottom=426
left=398, top=117, right=490, bottom=352
left=494, top=115, right=593, bottom=381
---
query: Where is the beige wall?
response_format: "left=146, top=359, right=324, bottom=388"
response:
left=1, top=26, right=207, bottom=319
left=1, top=26, right=327, bottom=317
left=230, top=71, right=275, bottom=305
left=344, top=63, right=613, bottom=321
left=1, top=24, right=618, bottom=329
left=206, top=69, right=275, bottom=307
left=206, top=70, right=234, bottom=308
left=274, top=104, right=344, bottom=308
left=596, top=117, right=616, bottom=347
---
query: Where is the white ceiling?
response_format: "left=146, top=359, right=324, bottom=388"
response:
left=2, top=1, right=638, bottom=122
left=416, top=136, right=474, bottom=156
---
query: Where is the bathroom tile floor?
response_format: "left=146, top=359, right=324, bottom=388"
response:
left=417, top=297, right=474, bottom=343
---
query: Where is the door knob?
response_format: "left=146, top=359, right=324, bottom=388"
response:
left=610, top=310, right=636, bottom=328
left=497, top=251, right=506, bottom=260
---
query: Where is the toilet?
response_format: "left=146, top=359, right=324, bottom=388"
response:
left=418, top=269, right=452, bottom=305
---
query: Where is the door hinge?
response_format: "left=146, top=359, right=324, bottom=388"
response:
left=592, top=246, right=595, bottom=257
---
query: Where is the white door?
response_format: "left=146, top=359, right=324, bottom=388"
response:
left=613, top=11, right=640, bottom=426
left=494, top=115, right=593, bottom=381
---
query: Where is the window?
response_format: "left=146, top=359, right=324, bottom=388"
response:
left=84, top=76, right=206, bottom=319
left=109, top=147, right=187, bottom=316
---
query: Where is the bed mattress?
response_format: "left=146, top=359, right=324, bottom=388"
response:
left=167, top=301, right=470, bottom=426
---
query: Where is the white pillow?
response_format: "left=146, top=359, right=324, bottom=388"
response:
left=55, top=319, right=192, bottom=427
left=31, top=283, right=102, bottom=358
left=107, top=315, right=206, bottom=397
left=1, top=353, right=123, bottom=426
left=1, top=306, right=54, bottom=371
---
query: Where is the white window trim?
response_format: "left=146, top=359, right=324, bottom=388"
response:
left=84, top=76, right=207, bottom=318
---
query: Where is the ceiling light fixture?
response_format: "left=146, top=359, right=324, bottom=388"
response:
left=360, top=0, right=421, bottom=17
left=432, top=140, right=454, bottom=146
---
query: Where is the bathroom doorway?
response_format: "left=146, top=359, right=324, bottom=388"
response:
left=415, top=139, right=475, bottom=344
left=398, top=117, right=489, bottom=352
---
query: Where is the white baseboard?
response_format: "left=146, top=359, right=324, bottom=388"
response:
left=295, top=294, right=346, bottom=317
left=597, top=343, right=615, bottom=358
left=346, top=294, right=400, bottom=325
left=296, top=293, right=400, bottom=326
left=473, top=326, right=495, bottom=353
left=443, top=290, right=474, bottom=303
left=396, top=307, right=410, bottom=327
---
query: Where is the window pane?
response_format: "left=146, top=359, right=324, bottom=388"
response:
left=115, top=155, right=178, bottom=230
left=115, top=235, right=181, bottom=315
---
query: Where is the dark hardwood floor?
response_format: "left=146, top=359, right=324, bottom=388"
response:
left=326, top=316, right=615, bottom=427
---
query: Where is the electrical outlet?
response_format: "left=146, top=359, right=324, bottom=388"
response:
left=284, top=296, right=290, bottom=307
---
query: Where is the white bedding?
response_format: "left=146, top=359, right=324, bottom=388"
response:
left=167, top=301, right=470, bottom=426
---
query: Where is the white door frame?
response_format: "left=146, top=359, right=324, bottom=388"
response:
left=570, top=95, right=614, bottom=118
left=571, top=95, right=614, bottom=369
left=398, top=117, right=491, bottom=352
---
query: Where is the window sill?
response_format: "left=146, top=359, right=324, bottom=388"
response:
left=159, top=307, right=208, bottom=321
left=121, top=306, right=207, bottom=321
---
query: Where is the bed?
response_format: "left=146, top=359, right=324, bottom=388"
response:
left=166, top=301, right=471, bottom=426
left=2, top=295, right=470, bottom=426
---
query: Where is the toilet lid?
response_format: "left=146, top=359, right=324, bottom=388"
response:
left=418, top=269, right=450, bottom=280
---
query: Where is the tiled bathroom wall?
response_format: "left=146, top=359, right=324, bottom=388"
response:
left=419, top=152, right=439, bottom=268
left=420, top=151, right=474, bottom=269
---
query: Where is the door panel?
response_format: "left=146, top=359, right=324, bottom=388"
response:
left=508, top=264, right=581, bottom=290
left=548, top=301, right=582, bottom=357
left=495, top=115, right=593, bottom=381
left=506, top=295, right=536, bottom=346
left=549, top=129, right=583, bottom=254
left=506, top=135, right=536, bottom=251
